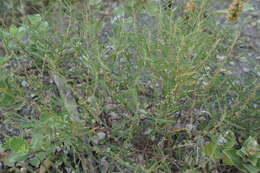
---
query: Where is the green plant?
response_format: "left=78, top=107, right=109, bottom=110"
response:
left=203, top=132, right=260, bottom=173
left=0, top=0, right=258, bottom=172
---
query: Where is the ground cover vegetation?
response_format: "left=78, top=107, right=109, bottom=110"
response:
left=0, top=0, right=259, bottom=172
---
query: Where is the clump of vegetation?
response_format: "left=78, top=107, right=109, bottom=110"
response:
left=226, top=0, right=245, bottom=23
left=0, top=0, right=259, bottom=172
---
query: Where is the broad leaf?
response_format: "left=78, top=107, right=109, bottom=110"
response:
left=223, top=149, right=245, bottom=171
left=203, top=142, right=218, bottom=158
left=5, top=137, right=29, bottom=153
left=4, top=152, right=27, bottom=166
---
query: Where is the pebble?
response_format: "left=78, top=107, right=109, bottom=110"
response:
left=186, top=124, right=194, bottom=131
left=202, top=81, right=209, bottom=87
left=220, top=68, right=233, bottom=75
left=103, top=104, right=118, bottom=113
left=216, top=55, right=225, bottom=61
left=65, top=168, right=72, bottom=173
left=229, top=61, right=236, bottom=66
left=92, top=132, right=106, bottom=144
left=242, top=67, right=250, bottom=72
left=87, top=96, right=96, bottom=103
left=225, top=71, right=233, bottom=75
left=252, top=22, right=257, bottom=27
left=109, top=112, right=120, bottom=120
left=143, top=128, right=153, bottom=135
left=21, top=81, right=28, bottom=87
left=239, top=57, right=248, bottom=62
left=100, top=157, right=109, bottom=173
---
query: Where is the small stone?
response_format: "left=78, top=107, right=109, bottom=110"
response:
left=100, top=157, right=109, bottom=173
left=242, top=67, right=250, bottom=72
left=30, top=94, right=37, bottom=99
left=220, top=68, right=227, bottom=73
left=109, top=112, right=120, bottom=120
left=20, top=168, right=27, bottom=173
left=251, top=22, right=257, bottom=26
left=105, top=97, right=112, bottom=103
left=0, top=47, right=5, bottom=57
left=202, top=81, right=209, bottom=87
left=21, top=81, right=28, bottom=87
left=105, top=147, right=111, bottom=152
left=143, top=128, right=153, bottom=135
left=139, top=109, right=147, bottom=119
left=239, top=57, right=247, bottom=62
left=225, top=71, right=233, bottom=75
left=256, top=56, right=260, bottom=60
left=65, top=168, right=72, bottom=173
left=87, top=96, right=96, bottom=103
left=251, top=11, right=259, bottom=17
left=216, top=55, right=225, bottom=61
left=92, top=132, right=106, bottom=144
left=186, top=124, right=193, bottom=131
left=103, top=104, right=118, bottom=113
left=205, top=66, right=211, bottom=70
left=229, top=61, right=236, bottom=66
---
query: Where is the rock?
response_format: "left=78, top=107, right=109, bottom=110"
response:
left=109, top=112, right=120, bottom=120
left=92, top=132, right=106, bottom=144
left=100, top=157, right=109, bottom=173
left=21, top=81, right=29, bottom=87
left=216, top=55, right=225, bottom=61
left=103, top=104, right=118, bottom=113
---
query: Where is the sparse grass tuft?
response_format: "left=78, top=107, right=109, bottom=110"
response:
left=0, top=0, right=259, bottom=172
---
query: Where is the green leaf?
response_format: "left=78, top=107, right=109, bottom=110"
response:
left=243, top=3, right=254, bottom=12
left=146, top=2, right=160, bottom=16
left=126, top=88, right=139, bottom=112
left=28, top=14, right=42, bottom=26
left=31, top=133, right=48, bottom=150
left=4, top=152, right=27, bottom=166
left=29, top=152, right=48, bottom=167
left=0, top=75, right=24, bottom=110
left=222, top=130, right=237, bottom=149
left=242, top=163, right=259, bottom=173
left=9, top=25, right=18, bottom=36
left=236, top=150, right=246, bottom=159
left=223, top=149, right=245, bottom=171
left=248, top=155, right=259, bottom=166
left=203, top=142, right=218, bottom=158
left=38, top=21, right=49, bottom=33
left=40, top=112, right=52, bottom=122
left=242, top=136, right=259, bottom=156
left=30, top=157, right=41, bottom=167
left=5, top=137, right=29, bottom=153
left=113, top=5, right=125, bottom=17
left=0, top=56, right=8, bottom=65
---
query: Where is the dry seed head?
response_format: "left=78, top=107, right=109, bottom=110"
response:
left=226, top=0, right=245, bottom=23
left=185, top=0, right=195, bottom=13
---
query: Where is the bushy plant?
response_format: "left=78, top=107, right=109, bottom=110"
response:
left=0, top=0, right=258, bottom=172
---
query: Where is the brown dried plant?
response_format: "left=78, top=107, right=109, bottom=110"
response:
left=226, top=0, right=245, bottom=23
left=185, top=0, right=196, bottom=13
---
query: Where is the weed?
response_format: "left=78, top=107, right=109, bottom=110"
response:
left=0, top=0, right=258, bottom=172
